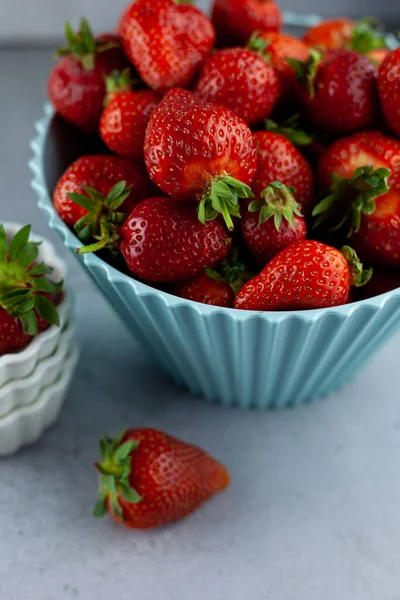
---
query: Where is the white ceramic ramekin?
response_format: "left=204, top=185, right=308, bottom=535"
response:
left=0, top=320, right=75, bottom=418
left=0, top=222, right=69, bottom=387
left=0, top=346, right=79, bottom=456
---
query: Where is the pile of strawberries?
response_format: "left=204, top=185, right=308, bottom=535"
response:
left=48, top=0, right=400, bottom=311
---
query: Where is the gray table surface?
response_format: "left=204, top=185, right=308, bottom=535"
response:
left=1, top=47, right=400, bottom=600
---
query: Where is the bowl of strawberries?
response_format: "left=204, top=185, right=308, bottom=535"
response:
left=31, top=0, right=400, bottom=408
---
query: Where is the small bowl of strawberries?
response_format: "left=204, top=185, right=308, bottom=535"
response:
left=0, top=223, right=78, bottom=455
left=31, top=1, right=400, bottom=408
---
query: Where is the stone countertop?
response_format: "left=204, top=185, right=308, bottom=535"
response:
left=1, top=48, right=400, bottom=600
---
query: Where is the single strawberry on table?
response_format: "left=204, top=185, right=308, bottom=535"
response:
left=235, top=241, right=372, bottom=311
left=0, top=225, right=62, bottom=356
left=247, top=31, right=310, bottom=107
left=94, top=428, right=230, bottom=529
left=194, top=47, right=279, bottom=126
left=48, top=19, right=130, bottom=133
left=212, top=0, right=281, bottom=47
left=121, top=0, right=215, bottom=92
left=290, top=48, right=378, bottom=134
left=378, top=48, right=400, bottom=138
left=241, top=182, right=307, bottom=266
left=144, top=89, right=257, bottom=231
left=53, top=155, right=147, bottom=242
left=314, top=131, right=400, bottom=266
left=251, top=131, right=314, bottom=216
left=100, top=69, right=160, bottom=162
left=77, top=196, right=232, bottom=283
left=303, top=17, right=389, bottom=64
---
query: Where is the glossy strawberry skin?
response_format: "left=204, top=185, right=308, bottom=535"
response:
left=122, top=0, right=215, bottom=92
left=303, top=18, right=355, bottom=50
left=194, top=48, right=279, bottom=126
left=252, top=132, right=314, bottom=215
left=256, top=32, right=310, bottom=102
left=53, top=155, right=147, bottom=228
left=100, top=90, right=160, bottom=161
left=241, top=203, right=307, bottom=266
left=172, top=273, right=235, bottom=308
left=318, top=131, right=400, bottom=265
left=108, top=428, right=230, bottom=530
left=48, top=35, right=129, bottom=134
left=0, top=309, right=49, bottom=356
left=120, top=197, right=232, bottom=282
left=379, top=48, right=400, bottom=137
left=299, top=50, right=378, bottom=134
left=144, top=89, right=257, bottom=202
left=235, top=241, right=352, bottom=311
left=212, top=0, right=281, bottom=47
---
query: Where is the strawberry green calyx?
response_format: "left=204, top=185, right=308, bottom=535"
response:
left=0, top=225, right=62, bottom=335
left=265, top=114, right=313, bottom=147
left=94, top=431, right=142, bottom=520
left=247, top=31, right=271, bottom=60
left=174, top=0, right=194, bottom=4
left=104, top=68, right=133, bottom=98
left=341, top=245, right=373, bottom=288
left=56, top=18, right=118, bottom=71
left=312, top=166, right=391, bottom=234
left=198, top=176, right=254, bottom=231
left=287, top=48, right=325, bottom=98
left=349, top=18, right=388, bottom=54
left=249, top=181, right=302, bottom=229
left=205, top=248, right=254, bottom=294
left=70, top=180, right=132, bottom=245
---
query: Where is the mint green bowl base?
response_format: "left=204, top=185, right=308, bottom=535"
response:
left=30, top=15, right=400, bottom=409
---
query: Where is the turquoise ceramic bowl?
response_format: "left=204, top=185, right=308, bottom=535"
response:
left=31, top=14, right=400, bottom=408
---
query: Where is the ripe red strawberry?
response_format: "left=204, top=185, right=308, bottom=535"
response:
left=303, top=18, right=389, bottom=60
left=78, top=197, right=232, bottom=283
left=94, top=428, right=230, bottom=529
left=378, top=48, right=400, bottom=137
left=121, top=0, right=215, bottom=92
left=252, top=131, right=314, bottom=215
left=235, top=241, right=371, bottom=311
left=53, top=155, right=147, bottom=241
left=48, top=19, right=130, bottom=133
left=212, top=0, right=281, bottom=47
left=144, top=89, right=257, bottom=230
left=172, top=273, right=235, bottom=308
left=241, top=182, right=307, bottom=266
left=291, top=49, right=378, bottom=134
left=0, top=225, right=62, bottom=355
left=194, top=47, right=279, bottom=126
left=100, top=70, right=160, bottom=161
left=248, top=31, right=309, bottom=104
left=314, top=131, right=400, bottom=266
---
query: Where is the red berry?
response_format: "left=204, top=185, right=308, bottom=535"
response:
left=53, top=155, right=147, bottom=235
left=172, top=273, right=235, bottom=308
left=379, top=48, right=400, bottom=137
left=118, top=197, right=231, bottom=282
left=212, top=0, right=281, bottom=47
left=252, top=131, right=314, bottom=215
left=144, top=89, right=257, bottom=231
left=195, top=47, right=279, bottom=125
left=235, top=241, right=371, bottom=311
left=121, top=0, right=215, bottom=92
left=48, top=20, right=130, bottom=133
left=293, top=49, right=378, bottom=134
left=241, top=183, right=307, bottom=266
left=94, top=428, right=230, bottom=529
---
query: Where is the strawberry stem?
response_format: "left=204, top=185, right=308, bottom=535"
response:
left=247, top=31, right=271, bottom=61
left=288, top=48, right=325, bottom=98
left=0, top=224, right=62, bottom=335
left=265, top=115, right=313, bottom=147
left=312, top=166, right=391, bottom=234
left=349, top=18, right=388, bottom=54
left=94, top=432, right=142, bottom=521
left=341, top=245, right=373, bottom=288
left=198, top=176, right=254, bottom=231
left=249, top=181, right=302, bottom=229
